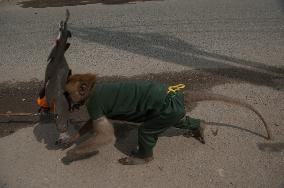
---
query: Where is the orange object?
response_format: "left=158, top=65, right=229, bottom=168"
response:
left=37, top=96, right=50, bottom=109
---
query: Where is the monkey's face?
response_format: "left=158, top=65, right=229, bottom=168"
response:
left=64, top=74, right=96, bottom=104
left=64, top=81, right=81, bottom=103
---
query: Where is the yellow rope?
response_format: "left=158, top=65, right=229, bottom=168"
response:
left=167, top=84, right=186, bottom=94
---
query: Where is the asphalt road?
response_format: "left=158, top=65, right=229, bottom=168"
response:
left=0, top=0, right=284, bottom=188
left=0, top=0, right=284, bottom=82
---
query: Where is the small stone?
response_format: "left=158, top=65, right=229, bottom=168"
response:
left=211, top=128, right=218, bottom=136
left=217, top=168, right=225, bottom=177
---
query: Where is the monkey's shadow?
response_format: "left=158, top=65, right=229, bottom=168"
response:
left=113, top=121, right=271, bottom=155
left=33, top=121, right=63, bottom=150
left=33, top=120, right=271, bottom=155
left=33, top=120, right=79, bottom=150
left=32, top=120, right=186, bottom=153
left=113, top=122, right=189, bottom=156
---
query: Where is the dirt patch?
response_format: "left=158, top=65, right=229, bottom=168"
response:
left=0, top=70, right=234, bottom=137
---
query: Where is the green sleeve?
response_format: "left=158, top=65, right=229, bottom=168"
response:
left=86, top=97, right=104, bottom=120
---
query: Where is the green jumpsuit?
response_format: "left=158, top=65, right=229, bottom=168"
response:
left=87, top=81, right=200, bottom=158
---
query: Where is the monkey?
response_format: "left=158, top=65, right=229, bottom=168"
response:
left=59, top=73, right=271, bottom=165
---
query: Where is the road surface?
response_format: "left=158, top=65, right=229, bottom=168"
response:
left=0, top=0, right=283, bottom=187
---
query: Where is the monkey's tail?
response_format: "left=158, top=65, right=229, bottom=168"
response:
left=184, top=91, right=272, bottom=140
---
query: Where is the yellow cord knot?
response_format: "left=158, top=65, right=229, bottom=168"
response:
left=167, top=84, right=186, bottom=94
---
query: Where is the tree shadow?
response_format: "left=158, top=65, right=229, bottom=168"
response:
left=70, top=26, right=284, bottom=90
left=18, top=0, right=161, bottom=8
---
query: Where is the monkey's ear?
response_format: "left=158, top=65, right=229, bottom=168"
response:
left=87, top=74, right=96, bottom=83
left=79, top=83, right=88, bottom=96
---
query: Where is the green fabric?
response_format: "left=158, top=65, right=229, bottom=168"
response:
left=174, top=116, right=201, bottom=130
left=137, top=92, right=201, bottom=157
left=86, top=81, right=201, bottom=158
left=87, top=81, right=168, bottom=122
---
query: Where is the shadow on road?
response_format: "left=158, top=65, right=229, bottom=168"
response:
left=70, top=26, right=284, bottom=90
left=277, top=0, right=284, bottom=12
left=257, top=143, right=284, bottom=152
left=32, top=118, right=272, bottom=156
left=205, top=121, right=268, bottom=140
left=113, top=123, right=139, bottom=155
left=18, top=0, right=161, bottom=8
left=33, top=120, right=89, bottom=150
left=32, top=120, right=139, bottom=153
left=33, top=122, right=61, bottom=150
left=113, top=121, right=268, bottom=156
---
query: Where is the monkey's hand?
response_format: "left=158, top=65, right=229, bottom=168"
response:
left=55, top=135, right=78, bottom=150
left=61, top=149, right=99, bottom=165
left=118, top=156, right=153, bottom=165
left=55, top=137, right=74, bottom=149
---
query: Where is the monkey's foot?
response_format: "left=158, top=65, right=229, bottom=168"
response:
left=118, top=156, right=153, bottom=165
left=61, top=150, right=99, bottom=165
left=184, top=122, right=206, bottom=144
